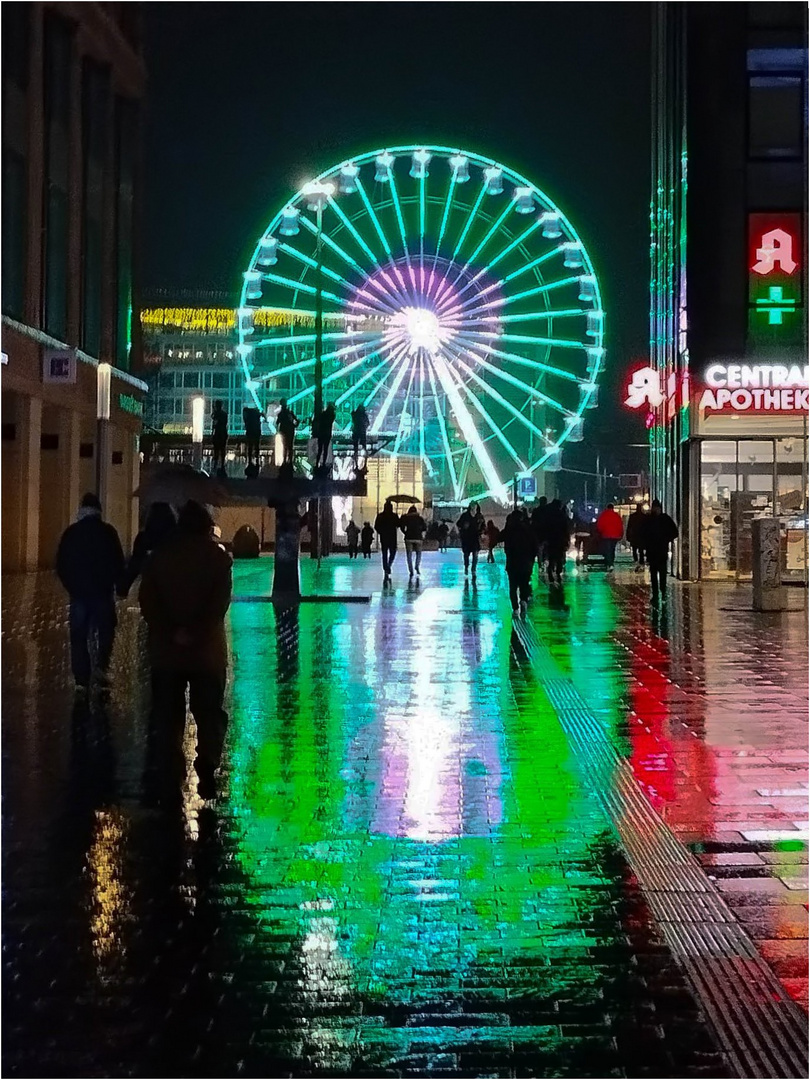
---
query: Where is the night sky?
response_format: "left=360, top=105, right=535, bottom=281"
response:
left=143, top=3, right=652, bottom=470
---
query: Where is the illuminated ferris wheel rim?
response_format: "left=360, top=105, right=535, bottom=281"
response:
left=237, top=144, right=605, bottom=504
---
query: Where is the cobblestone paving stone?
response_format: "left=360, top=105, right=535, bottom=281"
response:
left=2, top=554, right=791, bottom=1077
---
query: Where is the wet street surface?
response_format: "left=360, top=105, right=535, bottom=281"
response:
left=2, top=554, right=807, bottom=1077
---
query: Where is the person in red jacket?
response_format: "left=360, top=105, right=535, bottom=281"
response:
left=595, top=504, right=624, bottom=573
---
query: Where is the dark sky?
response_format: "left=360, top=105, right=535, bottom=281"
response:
left=143, top=2, right=652, bottom=464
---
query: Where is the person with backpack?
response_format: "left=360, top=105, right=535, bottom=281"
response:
left=56, top=493, right=126, bottom=692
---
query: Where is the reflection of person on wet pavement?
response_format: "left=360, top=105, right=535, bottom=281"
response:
left=642, top=500, right=678, bottom=605
left=503, top=508, right=535, bottom=614
left=139, top=501, right=233, bottom=805
left=374, top=500, right=400, bottom=584
left=56, top=492, right=126, bottom=692
left=545, top=499, right=572, bottom=584
left=400, top=505, right=427, bottom=579
left=360, top=522, right=374, bottom=558
left=457, top=501, right=485, bottom=578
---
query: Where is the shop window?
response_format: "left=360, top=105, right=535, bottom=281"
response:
left=749, top=75, right=804, bottom=159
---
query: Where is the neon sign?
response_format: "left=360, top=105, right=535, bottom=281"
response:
left=624, top=367, right=663, bottom=409
left=752, top=228, right=797, bottom=276
left=700, top=363, right=809, bottom=413
left=748, top=214, right=802, bottom=342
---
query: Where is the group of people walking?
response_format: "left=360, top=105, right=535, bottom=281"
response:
left=56, top=494, right=232, bottom=806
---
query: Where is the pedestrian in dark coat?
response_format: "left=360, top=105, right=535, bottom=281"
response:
left=121, top=502, right=177, bottom=596
left=374, top=500, right=400, bottom=583
left=139, top=500, right=233, bottom=802
left=530, top=496, right=550, bottom=576
left=503, top=509, right=536, bottom=612
left=351, top=404, right=369, bottom=464
left=400, top=505, right=427, bottom=578
left=485, top=519, right=500, bottom=563
left=361, top=522, right=374, bottom=558
left=345, top=519, right=360, bottom=558
left=625, top=504, right=648, bottom=571
left=457, top=501, right=485, bottom=577
left=211, top=400, right=228, bottom=473
left=277, top=400, right=298, bottom=466
left=56, top=493, right=126, bottom=691
left=642, top=500, right=678, bottom=604
left=314, top=403, right=336, bottom=469
left=545, top=499, right=572, bottom=584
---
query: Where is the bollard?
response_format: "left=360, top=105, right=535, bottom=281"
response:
left=752, top=517, right=786, bottom=612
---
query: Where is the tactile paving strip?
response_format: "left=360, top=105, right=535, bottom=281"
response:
left=513, top=617, right=809, bottom=1080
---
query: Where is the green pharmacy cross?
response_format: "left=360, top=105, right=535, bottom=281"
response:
left=756, top=286, right=798, bottom=325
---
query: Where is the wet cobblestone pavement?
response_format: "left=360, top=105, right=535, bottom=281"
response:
left=2, top=555, right=807, bottom=1077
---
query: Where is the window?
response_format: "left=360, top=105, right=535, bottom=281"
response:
left=183, top=372, right=199, bottom=388
left=81, top=59, right=110, bottom=357
left=43, top=14, right=72, bottom=338
left=212, top=372, right=230, bottom=389
left=749, top=74, right=804, bottom=158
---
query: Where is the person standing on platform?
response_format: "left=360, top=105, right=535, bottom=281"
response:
left=361, top=522, right=374, bottom=559
left=351, top=403, right=369, bottom=465
left=545, top=499, right=572, bottom=585
left=277, top=399, right=298, bottom=466
left=596, top=503, right=624, bottom=573
left=139, top=501, right=233, bottom=804
left=56, top=493, right=126, bottom=692
left=457, top=501, right=485, bottom=578
left=374, top=500, right=400, bottom=585
left=243, top=407, right=262, bottom=476
left=345, top=519, right=360, bottom=559
left=400, top=505, right=427, bottom=580
left=503, top=507, right=536, bottom=614
left=626, top=503, right=648, bottom=573
left=530, top=497, right=550, bottom=579
left=642, top=500, right=678, bottom=605
left=315, top=402, right=336, bottom=470
left=485, top=519, right=500, bottom=563
left=211, top=400, right=228, bottom=475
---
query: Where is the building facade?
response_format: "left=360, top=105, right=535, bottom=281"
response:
left=649, top=1, right=808, bottom=581
left=2, top=2, right=147, bottom=570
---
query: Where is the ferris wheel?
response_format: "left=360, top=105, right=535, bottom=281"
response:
left=237, top=145, right=604, bottom=505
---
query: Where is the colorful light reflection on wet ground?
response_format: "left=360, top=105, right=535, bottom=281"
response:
left=2, top=554, right=806, bottom=1076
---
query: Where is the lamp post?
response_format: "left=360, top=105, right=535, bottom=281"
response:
left=96, top=362, right=111, bottom=511
left=192, top=395, right=205, bottom=470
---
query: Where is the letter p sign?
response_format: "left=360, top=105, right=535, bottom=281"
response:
left=753, top=228, right=797, bottom=276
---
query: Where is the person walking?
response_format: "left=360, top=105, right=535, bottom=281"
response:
left=351, top=403, right=369, bottom=465
left=314, top=402, right=336, bottom=469
left=642, top=500, right=678, bottom=605
left=276, top=399, right=298, bottom=466
left=211, top=400, right=228, bottom=474
left=503, top=508, right=536, bottom=614
left=437, top=521, right=449, bottom=553
left=361, top=522, right=374, bottom=559
left=596, top=503, right=624, bottom=573
left=626, top=503, right=648, bottom=573
left=400, top=505, right=427, bottom=580
left=485, top=519, right=500, bottom=563
left=530, top=497, right=550, bottom=579
left=374, top=499, right=400, bottom=584
left=545, top=499, right=572, bottom=584
left=457, top=501, right=485, bottom=578
left=345, top=519, right=360, bottom=559
left=138, top=501, right=233, bottom=803
left=120, top=502, right=176, bottom=596
left=56, top=493, right=126, bottom=692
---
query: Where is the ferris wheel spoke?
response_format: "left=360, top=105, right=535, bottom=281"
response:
left=251, top=330, right=377, bottom=350
left=498, top=308, right=586, bottom=323
left=255, top=341, right=360, bottom=384
left=387, top=166, right=419, bottom=302
left=468, top=330, right=586, bottom=350
left=417, top=355, right=434, bottom=476
left=449, top=337, right=575, bottom=419
left=355, top=177, right=394, bottom=261
left=287, top=339, right=386, bottom=404
left=391, top=359, right=419, bottom=457
left=502, top=246, right=564, bottom=285
left=299, top=215, right=365, bottom=275
left=450, top=198, right=516, bottom=289
left=326, top=196, right=381, bottom=269
left=277, top=243, right=349, bottom=288
left=504, top=275, right=582, bottom=306
left=369, top=349, right=412, bottom=434
left=335, top=350, right=396, bottom=407
left=261, top=271, right=343, bottom=306
left=450, top=181, right=487, bottom=266
left=430, top=352, right=509, bottom=504
left=426, top=360, right=460, bottom=499
left=463, top=339, right=582, bottom=384
left=454, top=372, right=527, bottom=471
left=483, top=216, right=544, bottom=274
left=431, top=168, right=460, bottom=279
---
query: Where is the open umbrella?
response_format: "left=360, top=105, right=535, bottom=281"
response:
left=388, top=494, right=421, bottom=504
left=135, top=464, right=230, bottom=508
